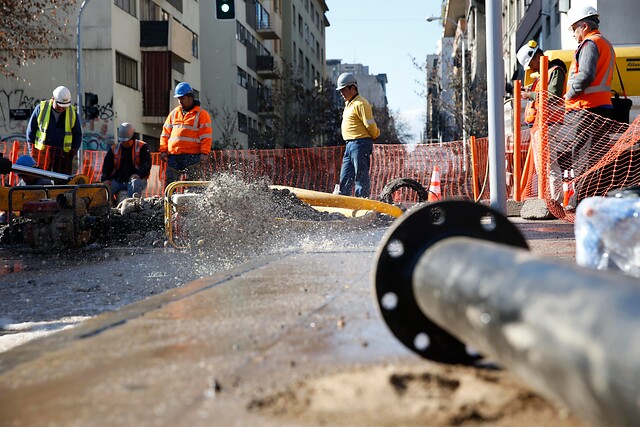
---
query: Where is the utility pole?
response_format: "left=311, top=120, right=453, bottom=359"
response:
left=76, top=0, right=91, bottom=171
left=486, top=0, right=507, bottom=213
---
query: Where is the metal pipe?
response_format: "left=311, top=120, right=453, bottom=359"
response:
left=486, top=0, right=507, bottom=214
left=412, top=236, right=640, bottom=427
left=11, top=164, right=74, bottom=182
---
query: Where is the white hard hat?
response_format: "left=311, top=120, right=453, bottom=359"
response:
left=336, top=73, right=357, bottom=91
left=117, top=122, right=135, bottom=142
left=517, top=40, right=540, bottom=68
left=567, top=5, right=599, bottom=30
left=52, top=86, right=72, bottom=107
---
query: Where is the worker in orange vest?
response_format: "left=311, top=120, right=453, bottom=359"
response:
left=160, top=82, right=213, bottom=187
left=517, top=40, right=567, bottom=200
left=101, top=122, right=152, bottom=204
left=560, top=5, right=615, bottom=210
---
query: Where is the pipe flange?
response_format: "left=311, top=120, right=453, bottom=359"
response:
left=373, top=201, right=528, bottom=364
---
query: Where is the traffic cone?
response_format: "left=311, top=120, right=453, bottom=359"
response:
left=428, top=165, right=442, bottom=202
left=562, top=169, right=575, bottom=207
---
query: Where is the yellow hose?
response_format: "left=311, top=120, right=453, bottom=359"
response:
left=270, top=185, right=403, bottom=218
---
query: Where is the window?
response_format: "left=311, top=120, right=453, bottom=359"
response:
left=304, top=23, right=309, bottom=44
left=292, top=5, right=296, bottom=26
left=140, top=0, right=168, bottom=20
left=115, top=0, right=136, bottom=17
left=116, top=52, right=138, bottom=89
left=305, top=57, right=310, bottom=77
left=191, top=31, right=199, bottom=58
left=315, top=41, right=320, bottom=60
left=237, top=67, right=247, bottom=88
left=236, top=21, right=247, bottom=45
left=238, top=112, right=248, bottom=134
left=298, top=49, right=303, bottom=70
left=298, top=14, right=303, bottom=35
left=293, top=41, right=297, bottom=63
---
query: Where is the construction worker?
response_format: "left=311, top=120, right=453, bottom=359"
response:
left=561, top=4, right=615, bottom=209
left=336, top=72, right=380, bottom=198
left=101, top=123, right=152, bottom=204
left=517, top=40, right=567, bottom=200
left=517, top=40, right=567, bottom=126
left=160, top=82, right=213, bottom=187
left=26, top=86, right=82, bottom=175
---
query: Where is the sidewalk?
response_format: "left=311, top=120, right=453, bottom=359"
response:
left=0, top=218, right=584, bottom=427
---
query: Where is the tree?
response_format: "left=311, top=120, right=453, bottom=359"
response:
left=208, top=104, right=241, bottom=150
left=0, top=1, right=78, bottom=79
left=372, top=105, right=413, bottom=145
left=266, top=62, right=342, bottom=148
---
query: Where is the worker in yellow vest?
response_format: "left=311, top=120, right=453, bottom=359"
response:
left=26, top=86, right=82, bottom=175
left=560, top=5, right=615, bottom=210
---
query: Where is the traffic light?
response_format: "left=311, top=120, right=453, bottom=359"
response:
left=85, top=92, right=99, bottom=120
left=215, top=0, right=235, bottom=20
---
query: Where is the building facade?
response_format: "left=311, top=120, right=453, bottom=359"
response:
left=0, top=0, right=202, bottom=152
left=0, top=0, right=331, bottom=152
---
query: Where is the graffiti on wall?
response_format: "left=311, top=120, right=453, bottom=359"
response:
left=0, top=88, right=115, bottom=151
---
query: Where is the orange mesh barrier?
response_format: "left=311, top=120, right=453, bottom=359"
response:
left=511, top=82, right=637, bottom=222
left=1, top=141, right=490, bottom=203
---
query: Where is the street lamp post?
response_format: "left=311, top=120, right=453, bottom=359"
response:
left=427, top=16, right=467, bottom=169
left=77, top=0, right=91, bottom=171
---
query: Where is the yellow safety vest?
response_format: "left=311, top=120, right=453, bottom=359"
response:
left=34, top=100, right=77, bottom=153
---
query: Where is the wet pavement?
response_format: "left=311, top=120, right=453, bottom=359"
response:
left=0, top=217, right=579, bottom=426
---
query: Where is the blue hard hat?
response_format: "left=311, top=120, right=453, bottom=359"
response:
left=174, top=82, right=194, bottom=98
left=15, top=155, right=37, bottom=168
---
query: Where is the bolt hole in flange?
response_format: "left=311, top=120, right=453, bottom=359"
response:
left=373, top=200, right=529, bottom=364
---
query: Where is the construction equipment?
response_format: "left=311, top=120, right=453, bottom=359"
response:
left=0, top=155, right=110, bottom=249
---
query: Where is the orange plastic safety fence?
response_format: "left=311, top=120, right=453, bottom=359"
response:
left=513, top=89, right=638, bottom=222
left=1, top=141, right=489, bottom=203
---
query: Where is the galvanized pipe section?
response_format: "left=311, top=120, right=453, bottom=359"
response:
left=412, top=236, right=640, bottom=427
left=11, top=164, right=74, bottom=182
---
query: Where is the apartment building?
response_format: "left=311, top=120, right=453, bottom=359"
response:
left=0, top=0, right=202, bottom=152
left=200, top=0, right=329, bottom=149
left=0, top=0, right=331, bottom=152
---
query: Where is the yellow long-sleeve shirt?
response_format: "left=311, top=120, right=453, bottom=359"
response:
left=341, top=94, right=380, bottom=141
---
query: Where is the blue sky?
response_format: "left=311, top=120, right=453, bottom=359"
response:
left=325, top=1, right=444, bottom=142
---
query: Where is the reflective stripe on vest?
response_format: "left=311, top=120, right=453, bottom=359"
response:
left=165, top=106, right=212, bottom=153
left=565, top=31, right=615, bottom=110
left=111, top=140, right=145, bottom=177
left=34, top=100, right=77, bottom=152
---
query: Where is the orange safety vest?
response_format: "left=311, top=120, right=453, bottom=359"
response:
left=160, top=105, right=213, bottom=155
left=565, top=30, right=615, bottom=111
left=524, top=65, right=565, bottom=126
left=111, top=139, right=146, bottom=177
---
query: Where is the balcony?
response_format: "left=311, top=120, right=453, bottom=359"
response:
left=140, top=20, right=192, bottom=63
left=257, top=55, right=279, bottom=79
left=256, top=11, right=282, bottom=40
